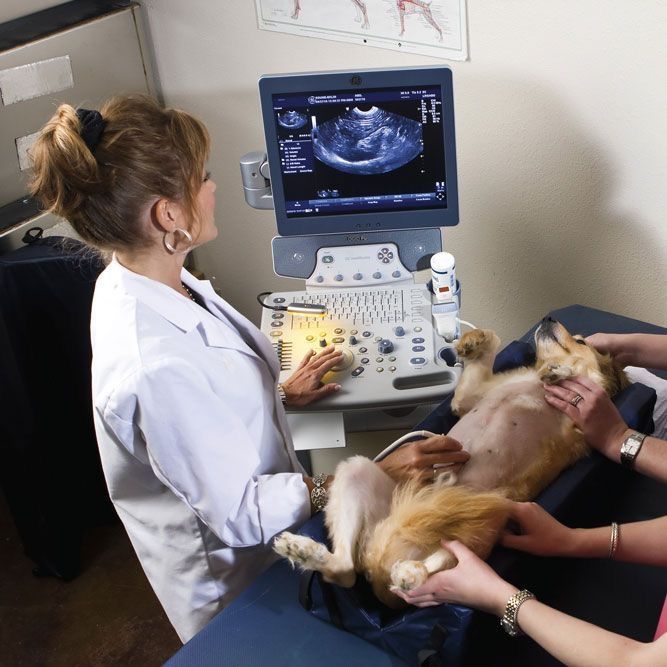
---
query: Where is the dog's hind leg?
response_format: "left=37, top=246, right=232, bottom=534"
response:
left=452, top=329, right=502, bottom=415
left=390, top=547, right=457, bottom=592
left=323, top=456, right=396, bottom=586
left=274, top=456, right=395, bottom=588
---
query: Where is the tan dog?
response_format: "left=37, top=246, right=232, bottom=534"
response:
left=274, top=318, right=628, bottom=606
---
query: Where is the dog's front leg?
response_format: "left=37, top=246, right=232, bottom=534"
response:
left=451, top=329, right=502, bottom=415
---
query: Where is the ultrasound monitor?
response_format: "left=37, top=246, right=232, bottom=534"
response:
left=259, top=66, right=458, bottom=237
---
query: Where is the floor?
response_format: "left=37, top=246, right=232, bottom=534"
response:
left=0, top=493, right=181, bottom=666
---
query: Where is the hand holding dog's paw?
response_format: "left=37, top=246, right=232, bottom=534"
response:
left=538, top=363, right=575, bottom=385
left=390, top=559, right=429, bottom=591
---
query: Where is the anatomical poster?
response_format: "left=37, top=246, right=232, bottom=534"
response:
left=255, top=0, right=468, bottom=61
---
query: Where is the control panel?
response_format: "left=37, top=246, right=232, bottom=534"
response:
left=306, top=242, right=411, bottom=289
left=260, top=283, right=461, bottom=411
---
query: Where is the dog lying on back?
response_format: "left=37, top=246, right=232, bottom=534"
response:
left=274, top=317, right=628, bottom=606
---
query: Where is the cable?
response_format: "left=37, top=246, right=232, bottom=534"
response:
left=257, top=291, right=327, bottom=315
left=457, top=318, right=477, bottom=330
left=373, top=430, right=440, bottom=462
left=257, top=291, right=285, bottom=312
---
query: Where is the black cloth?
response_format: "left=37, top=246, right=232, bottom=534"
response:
left=0, top=237, right=112, bottom=579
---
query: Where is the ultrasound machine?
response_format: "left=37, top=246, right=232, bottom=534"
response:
left=240, top=66, right=464, bottom=447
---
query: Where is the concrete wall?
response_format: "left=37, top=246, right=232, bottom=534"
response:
left=141, top=1, right=665, bottom=340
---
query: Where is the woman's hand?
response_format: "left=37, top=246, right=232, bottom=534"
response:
left=280, top=345, right=343, bottom=407
left=500, top=501, right=578, bottom=557
left=585, top=332, right=632, bottom=366
left=376, top=435, right=469, bottom=484
left=543, top=375, right=628, bottom=457
left=392, top=540, right=517, bottom=615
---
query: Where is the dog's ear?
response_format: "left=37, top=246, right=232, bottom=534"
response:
left=598, top=352, right=629, bottom=395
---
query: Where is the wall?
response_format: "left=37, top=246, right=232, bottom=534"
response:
left=140, top=1, right=666, bottom=342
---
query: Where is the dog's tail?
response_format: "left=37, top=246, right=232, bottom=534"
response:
left=366, top=482, right=511, bottom=570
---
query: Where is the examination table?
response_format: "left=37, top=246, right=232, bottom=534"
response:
left=166, top=305, right=667, bottom=667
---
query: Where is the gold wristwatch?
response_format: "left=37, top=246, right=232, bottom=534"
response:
left=310, top=473, right=329, bottom=512
left=500, top=589, right=535, bottom=637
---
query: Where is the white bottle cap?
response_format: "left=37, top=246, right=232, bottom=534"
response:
left=431, top=251, right=455, bottom=274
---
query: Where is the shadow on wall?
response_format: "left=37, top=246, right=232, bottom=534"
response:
left=451, top=73, right=665, bottom=340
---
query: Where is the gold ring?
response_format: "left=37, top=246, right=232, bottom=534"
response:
left=570, top=393, right=584, bottom=407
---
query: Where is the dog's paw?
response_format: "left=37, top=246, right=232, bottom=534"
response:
left=538, top=363, right=575, bottom=385
left=390, top=559, right=429, bottom=591
left=273, top=532, right=330, bottom=570
left=456, top=329, right=501, bottom=361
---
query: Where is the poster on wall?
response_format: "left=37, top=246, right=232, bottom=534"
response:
left=255, top=0, right=468, bottom=61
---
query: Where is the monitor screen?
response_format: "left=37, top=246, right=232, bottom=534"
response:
left=259, top=67, right=458, bottom=236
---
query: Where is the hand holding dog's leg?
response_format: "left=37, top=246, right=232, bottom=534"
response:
left=390, top=548, right=457, bottom=592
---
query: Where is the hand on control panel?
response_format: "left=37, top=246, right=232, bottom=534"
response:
left=280, top=345, right=343, bottom=407
left=376, top=434, right=470, bottom=484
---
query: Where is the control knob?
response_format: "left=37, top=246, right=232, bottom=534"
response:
left=378, top=339, right=394, bottom=355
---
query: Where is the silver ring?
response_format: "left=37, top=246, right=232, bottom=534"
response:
left=570, top=393, right=584, bottom=407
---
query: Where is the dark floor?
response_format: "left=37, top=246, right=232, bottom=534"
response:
left=0, top=493, right=181, bottom=666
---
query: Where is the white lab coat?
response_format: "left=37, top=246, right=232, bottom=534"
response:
left=90, top=258, right=310, bottom=642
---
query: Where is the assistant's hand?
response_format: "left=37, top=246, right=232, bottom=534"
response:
left=280, top=345, right=343, bottom=407
left=500, top=501, right=577, bottom=557
left=376, top=435, right=469, bottom=484
left=585, top=332, right=632, bottom=366
left=543, top=375, right=628, bottom=457
left=392, top=540, right=517, bottom=615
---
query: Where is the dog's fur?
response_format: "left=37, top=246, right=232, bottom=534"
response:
left=274, top=319, right=628, bottom=606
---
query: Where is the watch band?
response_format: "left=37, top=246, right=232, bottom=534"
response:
left=310, top=473, right=329, bottom=512
left=619, top=431, right=647, bottom=468
left=500, top=589, right=535, bottom=637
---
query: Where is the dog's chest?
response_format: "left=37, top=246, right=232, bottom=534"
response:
left=449, top=377, right=562, bottom=490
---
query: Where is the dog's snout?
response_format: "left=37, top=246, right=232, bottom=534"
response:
left=541, top=316, right=556, bottom=325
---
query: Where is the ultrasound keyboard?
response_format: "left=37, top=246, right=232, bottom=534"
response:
left=260, top=284, right=460, bottom=411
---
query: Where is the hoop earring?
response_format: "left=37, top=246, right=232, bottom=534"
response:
left=163, top=228, right=193, bottom=255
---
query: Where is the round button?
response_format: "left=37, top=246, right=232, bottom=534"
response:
left=374, top=336, right=383, bottom=342
left=319, top=332, right=327, bottom=337
left=394, top=326, right=405, bottom=337
left=331, top=348, right=354, bottom=371
left=376, top=357, right=384, bottom=363
left=412, top=337, right=425, bottom=344
left=350, top=329, right=358, bottom=335
left=353, top=273, right=362, bottom=280
left=362, top=331, right=372, bottom=338
left=373, top=272, right=382, bottom=279
left=332, top=336, right=345, bottom=344
left=273, top=297, right=285, bottom=304
left=270, top=331, right=282, bottom=337
left=351, top=366, right=365, bottom=377
left=389, top=366, right=396, bottom=372
left=306, top=335, right=314, bottom=341
left=376, top=367, right=384, bottom=373
left=316, top=275, right=324, bottom=283
left=410, top=357, right=427, bottom=365
left=412, top=345, right=425, bottom=352
left=271, top=321, right=283, bottom=328
left=392, top=270, right=401, bottom=278
left=334, top=328, right=344, bottom=334
left=359, top=347, right=368, bottom=353
left=334, top=274, right=344, bottom=281
left=360, top=357, right=369, bottom=364
left=414, top=326, right=423, bottom=333
left=388, top=356, right=396, bottom=362
left=272, top=312, right=285, bottom=319
left=378, top=339, right=394, bottom=354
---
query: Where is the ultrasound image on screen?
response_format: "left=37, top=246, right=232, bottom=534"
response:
left=277, top=110, right=309, bottom=130
left=312, top=106, right=422, bottom=175
left=272, top=85, right=447, bottom=218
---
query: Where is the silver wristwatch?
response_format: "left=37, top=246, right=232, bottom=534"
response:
left=500, top=589, right=535, bottom=637
left=310, top=473, right=329, bottom=512
left=619, top=431, right=647, bottom=468
left=277, top=383, right=287, bottom=405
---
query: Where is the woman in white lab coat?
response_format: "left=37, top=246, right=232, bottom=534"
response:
left=29, top=95, right=468, bottom=642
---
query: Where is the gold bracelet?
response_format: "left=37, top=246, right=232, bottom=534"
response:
left=609, top=521, right=620, bottom=559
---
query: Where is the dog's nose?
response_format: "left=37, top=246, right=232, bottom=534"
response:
left=541, top=316, right=556, bottom=324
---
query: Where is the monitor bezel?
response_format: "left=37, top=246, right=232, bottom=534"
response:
left=258, top=66, right=459, bottom=237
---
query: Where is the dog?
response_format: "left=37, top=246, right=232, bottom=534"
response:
left=274, top=318, right=628, bottom=606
